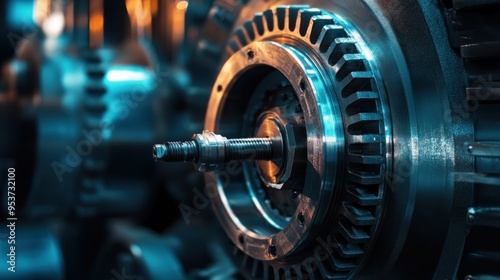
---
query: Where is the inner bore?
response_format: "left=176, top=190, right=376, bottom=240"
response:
left=217, top=63, right=308, bottom=236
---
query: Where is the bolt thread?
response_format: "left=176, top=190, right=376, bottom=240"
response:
left=163, top=141, right=199, bottom=162
left=225, top=138, right=273, bottom=162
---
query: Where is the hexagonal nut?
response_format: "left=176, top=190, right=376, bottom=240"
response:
left=192, top=131, right=227, bottom=172
left=268, top=123, right=307, bottom=191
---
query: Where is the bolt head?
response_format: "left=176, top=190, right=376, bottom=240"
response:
left=153, top=144, right=166, bottom=161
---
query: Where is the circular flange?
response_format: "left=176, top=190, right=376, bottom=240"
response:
left=206, top=39, right=344, bottom=260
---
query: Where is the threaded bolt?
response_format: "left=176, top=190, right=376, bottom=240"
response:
left=152, top=131, right=278, bottom=171
left=225, top=138, right=274, bottom=162
left=153, top=141, right=198, bottom=162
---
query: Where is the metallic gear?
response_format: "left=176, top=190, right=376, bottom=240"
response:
left=171, top=1, right=500, bottom=279
left=443, top=1, right=500, bottom=278
left=202, top=5, right=391, bottom=278
left=75, top=49, right=157, bottom=218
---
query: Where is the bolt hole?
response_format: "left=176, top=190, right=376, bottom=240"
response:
left=217, top=85, right=223, bottom=92
left=268, top=245, right=277, bottom=257
left=299, top=79, right=306, bottom=91
left=247, top=50, right=255, bottom=60
left=238, top=235, right=245, bottom=245
left=298, top=213, right=305, bottom=226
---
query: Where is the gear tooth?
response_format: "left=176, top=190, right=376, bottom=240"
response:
left=241, top=252, right=251, bottom=272
left=333, top=231, right=364, bottom=259
left=347, top=112, right=382, bottom=125
left=347, top=120, right=381, bottom=136
left=333, top=53, right=367, bottom=81
left=345, top=91, right=379, bottom=116
left=227, top=39, right=240, bottom=54
left=82, top=115, right=103, bottom=129
left=83, top=98, right=107, bottom=114
left=339, top=71, right=374, bottom=97
left=338, top=219, right=370, bottom=243
left=274, top=6, right=287, bottom=30
left=273, top=266, right=281, bottom=279
left=344, top=91, right=379, bottom=104
left=292, top=266, right=303, bottom=280
left=86, top=65, right=106, bottom=79
left=316, top=258, right=331, bottom=278
left=253, top=13, right=265, bottom=36
left=285, top=5, right=310, bottom=32
left=234, top=26, right=249, bottom=48
left=346, top=113, right=382, bottom=136
left=303, top=261, right=317, bottom=280
left=226, top=44, right=237, bottom=56
left=347, top=93, right=378, bottom=115
left=84, top=52, right=102, bottom=63
left=320, top=252, right=356, bottom=275
left=233, top=246, right=244, bottom=257
left=327, top=37, right=358, bottom=66
left=251, top=259, right=263, bottom=277
left=316, top=25, right=347, bottom=53
left=264, top=263, right=273, bottom=280
left=346, top=185, right=383, bottom=206
left=330, top=256, right=357, bottom=272
left=307, top=15, right=334, bottom=45
left=348, top=143, right=384, bottom=170
left=263, top=9, right=274, bottom=32
left=243, top=20, right=256, bottom=41
left=85, top=82, right=107, bottom=96
left=284, top=268, right=293, bottom=280
left=348, top=154, right=383, bottom=165
left=297, top=8, right=322, bottom=37
left=341, top=202, right=377, bottom=226
left=348, top=167, right=383, bottom=185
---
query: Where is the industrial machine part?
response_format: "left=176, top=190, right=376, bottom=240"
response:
left=1, top=0, right=499, bottom=279
left=89, top=222, right=185, bottom=280
left=0, top=0, right=164, bottom=219
left=154, top=1, right=500, bottom=279
left=90, top=216, right=239, bottom=280
left=0, top=1, right=215, bottom=279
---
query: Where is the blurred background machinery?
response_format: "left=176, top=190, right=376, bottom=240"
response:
left=0, top=0, right=499, bottom=279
